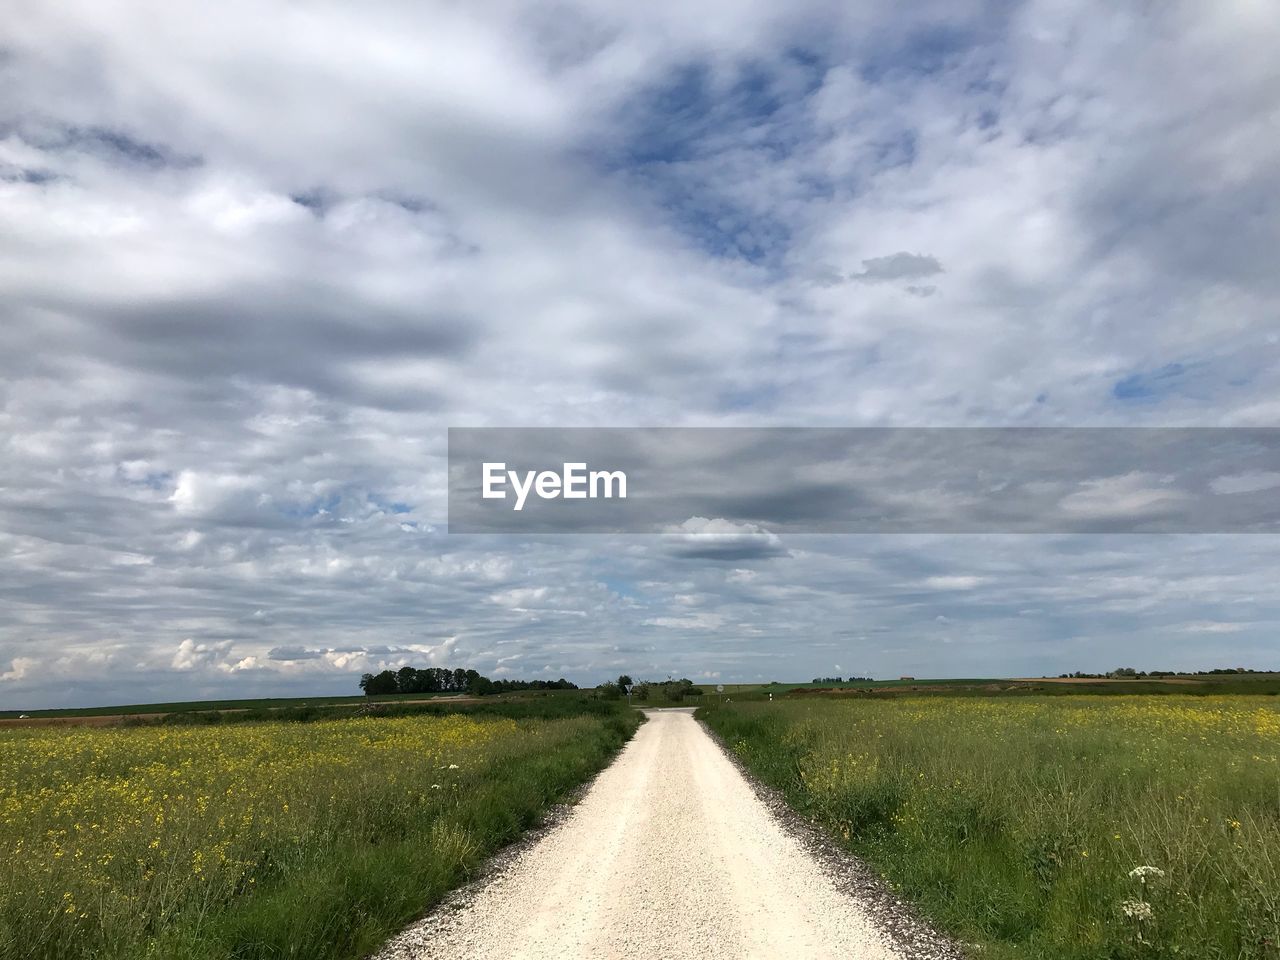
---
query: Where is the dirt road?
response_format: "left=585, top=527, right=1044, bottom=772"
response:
left=377, top=708, right=954, bottom=960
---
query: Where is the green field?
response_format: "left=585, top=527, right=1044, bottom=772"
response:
left=700, top=695, right=1280, bottom=960
left=0, top=697, right=639, bottom=960
left=0, top=691, right=472, bottom=721
left=12, top=672, right=1277, bottom=722
left=761, top=673, right=1280, bottom=698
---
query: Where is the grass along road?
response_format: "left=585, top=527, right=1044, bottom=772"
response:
left=377, top=708, right=956, bottom=960
left=701, top=696, right=1280, bottom=960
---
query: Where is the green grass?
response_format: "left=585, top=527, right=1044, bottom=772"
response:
left=0, top=698, right=640, bottom=960
left=768, top=674, right=1280, bottom=698
left=768, top=678, right=1000, bottom=696
left=700, top=695, right=1280, bottom=960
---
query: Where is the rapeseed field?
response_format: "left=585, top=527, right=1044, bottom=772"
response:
left=0, top=706, right=637, bottom=960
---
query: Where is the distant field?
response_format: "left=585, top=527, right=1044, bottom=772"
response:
left=0, top=698, right=640, bottom=960
left=10, top=673, right=1276, bottom=722
left=701, top=695, right=1280, bottom=960
left=769, top=673, right=1280, bottom=698
left=771, top=677, right=998, bottom=690
left=0, top=691, right=470, bottom=722
left=634, top=674, right=1280, bottom=708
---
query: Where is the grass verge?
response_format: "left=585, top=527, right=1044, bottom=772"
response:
left=700, top=696, right=1280, bottom=960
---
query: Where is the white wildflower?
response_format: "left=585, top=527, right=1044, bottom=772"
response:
left=1120, top=898, right=1154, bottom=921
left=430, top=783, right=442, bottom=790
left=1128, top=865, right=1165, bottom=880
left=448, top=763, right=460, bottom=769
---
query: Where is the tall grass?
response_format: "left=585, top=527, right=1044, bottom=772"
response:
left=0, top=702, right=639, bottom=960
left=701, top=696, right=1280, bottom=959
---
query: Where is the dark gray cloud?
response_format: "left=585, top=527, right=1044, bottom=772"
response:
left=661, top=518, right=790, bottom=561
left=849, top=252, right=943, bottom=282
left=267, top=646, right=322, bottom=661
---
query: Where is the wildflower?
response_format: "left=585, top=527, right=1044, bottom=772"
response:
left=1120, top=899, right=1154, bottom=921
left=448, top=763, right=460, bottom=770
left=1128, top=865, right=1165, bottom=880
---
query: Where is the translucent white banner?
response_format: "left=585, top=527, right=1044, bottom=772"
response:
left=448, top=428, right=1280, bottom=534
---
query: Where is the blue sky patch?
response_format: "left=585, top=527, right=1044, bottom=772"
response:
left=590, top=51, right=829, bottom=265
left=1112, top=362, right=1187, bottom=401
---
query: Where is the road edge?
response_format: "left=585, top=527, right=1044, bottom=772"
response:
left=368, top=713, right=646, bottom=960
left=695, top=713, right=973, bottom=960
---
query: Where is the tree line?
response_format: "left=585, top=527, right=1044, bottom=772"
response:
left=358, top=666, right=578, bottom=697
left=1059, top=667, right=1269, bottom=680
left=595, top=675, right=705, bottom=702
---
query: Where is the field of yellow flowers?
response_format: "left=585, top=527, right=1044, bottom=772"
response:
left=702, top=695, right=1280, bottom=960
left=0, top=703, right=638, bottom=960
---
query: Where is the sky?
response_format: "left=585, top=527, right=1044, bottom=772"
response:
left=2, top=0, right=1279, bottom=709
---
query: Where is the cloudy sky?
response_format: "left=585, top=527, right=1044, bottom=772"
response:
left=3, top=0, right=1279, bottom=708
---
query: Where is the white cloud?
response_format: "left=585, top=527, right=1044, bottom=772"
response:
left=1059, top=473, right=1189, bottom=520
left=171, top=638, right=235, bottom=671
left=169, top=471, right=263, bottom=519
left=1, top=657, right=38, bottom=682
left=643, top=613, right=726, bottom=631
left=923, top=576, right=986, bottom=590
left=1209, top=471, right=1280, bottom=496
left=1179, top=621, right=1249, bottom=634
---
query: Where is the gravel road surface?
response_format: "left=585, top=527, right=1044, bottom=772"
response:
left=376, top=708, right=952, bottom=960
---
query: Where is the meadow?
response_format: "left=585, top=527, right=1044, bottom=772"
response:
left=0, top=700, right=639, bottom=960
left=701, top=695, right=1280, bottom=960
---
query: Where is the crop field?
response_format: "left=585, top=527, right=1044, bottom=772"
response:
left=701, top=696, right=1280, bottom=960
left=0, top=701, right=639, bottom=960
left=0, top=691, right=475, bottom=722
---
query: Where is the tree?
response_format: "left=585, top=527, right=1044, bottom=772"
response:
left=467, top=675, right=496, bottom=696
left=359, top=665, right=578, bottom=697
left=617, top=674, right=633, bottom=690
left=359, top=670, right=398, bottom=695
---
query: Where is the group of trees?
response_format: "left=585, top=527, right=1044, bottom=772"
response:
left=597, top=675, right=704, bottom=702
left=811, top=675, right=873, bottom=684
left=358, top=666, right=577, bottom=697
left=1059, top=667, right=1263, bottom=680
